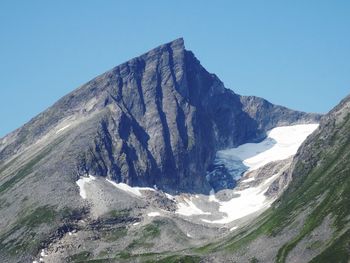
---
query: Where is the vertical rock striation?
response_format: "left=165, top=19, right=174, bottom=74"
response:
left=0, top=38, right=321, bottom=193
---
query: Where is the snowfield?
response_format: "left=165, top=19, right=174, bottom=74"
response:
left=106, top=179, right=155, bottom=197
left=202, top=173, right=280, bottom=224
left=176, top=197, right=211, bottom=216
left=148, top=212, right=161, bottom=217
left=75, top=124, right=318, bottom=227
left=200, top=124, right=318, bottom=224
left=76, top=175, right=96, bottom=199
left=216, top=124, right=319, bottom=172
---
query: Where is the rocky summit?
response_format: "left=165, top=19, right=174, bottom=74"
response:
left=3, top=38, right=347, bottom=263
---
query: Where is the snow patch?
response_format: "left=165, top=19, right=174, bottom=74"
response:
left=202, top=173, right=280, bottom=224
left=176, top=197, right=211, bottom=216
left=76, top=175, right=96, bottom=199
left=165, top=193, right=175, bottom=200
left=241, top=176, right=255, bottom=183
left=209, top=189, right=219, bottom=202
left=40, top=249, right=47, bottom=257
left=147, top=212, right=161, bottom=217
left=106, top=179, right=155, bottom=197
left=133, top=222, right=140, bottom=226
left=106, top=179, right=142, bottom=196
left=199, top=124, right=319, bottom=224
left=216, top=124, right=318, bottom=172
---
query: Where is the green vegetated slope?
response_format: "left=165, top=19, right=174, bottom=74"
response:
left=0, top=135, right=86, bottom=262
left=273, top=109, right=350, bottom=262
left=214, top=96, right=350, bottom=262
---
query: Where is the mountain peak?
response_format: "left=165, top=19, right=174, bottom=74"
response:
left=156, top=37, right=185, bottom=52
left=124, top=37, right=185, bottom=64
left=166, top=37, right=184, bottom=48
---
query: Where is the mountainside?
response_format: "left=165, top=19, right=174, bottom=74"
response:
left=197, top=94, right=350, bottom=263
left=0, top=39, right=322, bottom=263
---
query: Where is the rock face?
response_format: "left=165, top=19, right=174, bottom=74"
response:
left=0, top=38, right=320, bottom=194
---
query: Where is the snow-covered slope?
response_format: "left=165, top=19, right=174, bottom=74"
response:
left=75, top=124, right=318, bottom=228
left=215, top=124, right=319, bottom=174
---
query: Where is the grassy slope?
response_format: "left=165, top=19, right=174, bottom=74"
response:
left=0, top=135, right=81, bottom=261
left=274, top=115, right=350, bottom=262
left=214, top=113, right=350, bottom=262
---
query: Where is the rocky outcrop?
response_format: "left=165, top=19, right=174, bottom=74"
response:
left=240, top=95, right=321, bottom=131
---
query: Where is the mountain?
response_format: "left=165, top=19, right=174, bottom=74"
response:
left=0, top=38, right=321, bottom=263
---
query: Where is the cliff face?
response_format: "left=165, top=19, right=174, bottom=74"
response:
left=0, top=38, right=320, bottom=194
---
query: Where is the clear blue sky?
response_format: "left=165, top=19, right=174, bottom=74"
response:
left=1, top=1, right=349, bottom=137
